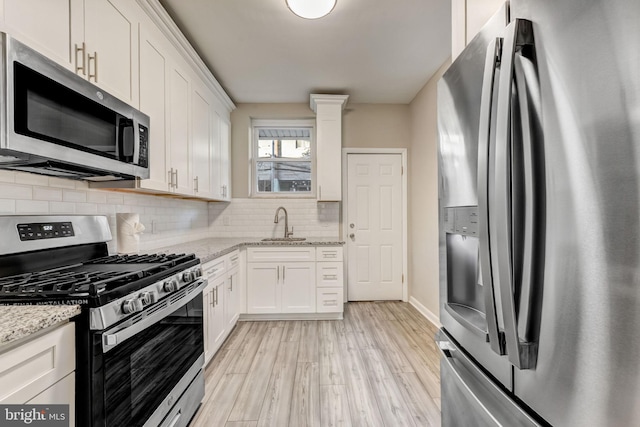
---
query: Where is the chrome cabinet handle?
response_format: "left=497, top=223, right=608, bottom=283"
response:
left=88, top=52, right=98, bottom=82
left=194, top=176, right=199, bottom=192
left=277, top=265, right=280, bottom=282
left=75, top=42, right=86, bottom=75
left=477, top=37, right=505, bottom=356
left=282, top=265, right=285, bottom=282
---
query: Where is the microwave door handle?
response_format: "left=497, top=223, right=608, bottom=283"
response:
left=494, top=19, right=539, bottom=370
left=478, top=37, right=505, bottom=356
left=118, top=118, right=135, bottom=162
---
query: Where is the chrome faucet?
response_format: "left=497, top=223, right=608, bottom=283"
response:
left=274, top=206, right=294, bottom=238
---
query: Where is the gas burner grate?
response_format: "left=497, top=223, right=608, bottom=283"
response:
left=0, top=270, right=129, bottom=295
left=86, top=253, right=191, bottom=265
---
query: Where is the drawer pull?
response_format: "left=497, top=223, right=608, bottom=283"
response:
left=323, top=275, right=338, bottom=280
left=323, top=299, right=338, bottom=306
left=323, top=253, right=338, bottom=258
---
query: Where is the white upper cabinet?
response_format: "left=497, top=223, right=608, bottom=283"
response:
left=1, top=0, right=140, bottom=105
left=82, top=0, right=139, bottom=105
left=0, top=0, right=75, bottom=70
left=191, top=82, right=214, bottom=198
left=310, top=94, right=349, bottom=202
left=138, top=21, right=171, bottom=192
left=1, top=0, right=234, bottom=201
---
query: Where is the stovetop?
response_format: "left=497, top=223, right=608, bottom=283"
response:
left=0, top=253, right=199, bottom=307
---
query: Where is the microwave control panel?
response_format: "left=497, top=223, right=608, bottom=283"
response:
left=17, top=222, right=75, bottom=241
left=138, top=124, right=149, bottom=168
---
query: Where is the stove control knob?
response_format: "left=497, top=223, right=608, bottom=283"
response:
left=194, top=267, right=203, bottom=278
left=163, top=279, right=179, bottom=292
left=139, top=291, right=158, bottom=306
left=182, top=271, right=194, bottom=282
left=122, top=298, right=143, bottom=314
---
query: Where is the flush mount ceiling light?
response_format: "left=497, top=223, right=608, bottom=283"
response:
left=286, top=0, right=336, bottom=19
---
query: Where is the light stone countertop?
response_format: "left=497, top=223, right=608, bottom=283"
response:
left=152, top=237, right=345, bottom=264
left=0, top=305, right=81, bottom=348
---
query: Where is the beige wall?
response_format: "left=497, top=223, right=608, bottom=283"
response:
left=230, top=103, right=410, bottom=198
left=408, top=59, right=451, bottom=319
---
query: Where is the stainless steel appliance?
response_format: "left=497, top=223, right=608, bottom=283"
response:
left=0, top=33, right=150, bottom=181
left=437, top=0, right=640, bottom=425
left=0, top=216, right=205, bottom=427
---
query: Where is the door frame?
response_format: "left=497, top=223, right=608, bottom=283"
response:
left=341, top=148, right=408, bottom=302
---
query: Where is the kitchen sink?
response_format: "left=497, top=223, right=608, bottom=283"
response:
left=261, top=237, right=307, bottom=242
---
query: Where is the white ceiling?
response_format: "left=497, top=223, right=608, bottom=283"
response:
left=159, top=0, right=451, bottom=104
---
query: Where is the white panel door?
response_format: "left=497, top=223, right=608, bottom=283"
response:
left=347, top=154, right=403, bottom=300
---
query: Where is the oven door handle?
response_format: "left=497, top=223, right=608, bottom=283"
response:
left=102, top=278, right=206, bottom=353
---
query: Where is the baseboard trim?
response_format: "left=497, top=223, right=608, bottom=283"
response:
left=409, top=296, right=442, bottom=328
left=239, top=312, right=343, bottom=321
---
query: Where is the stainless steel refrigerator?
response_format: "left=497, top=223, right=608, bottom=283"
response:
left=436, top=0, right=640, bottom=425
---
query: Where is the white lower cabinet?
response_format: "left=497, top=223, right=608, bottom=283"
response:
left=247, top=261, right=316, bottom=314
left=0, top=322, right=75, bottom=426
left=202, top=250, right=242, bottom=365
left=246, top=246, right=344, bottom=315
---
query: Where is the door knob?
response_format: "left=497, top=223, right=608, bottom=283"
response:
left=350, top=223, right=355, bottom=228
left=349, top=233, right=355, bottom=238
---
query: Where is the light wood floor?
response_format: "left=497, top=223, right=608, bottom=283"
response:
left=190, top=302, right=442, bottom=427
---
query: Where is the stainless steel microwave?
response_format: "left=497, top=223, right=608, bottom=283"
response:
left=0, top=32, right=149, bottom=181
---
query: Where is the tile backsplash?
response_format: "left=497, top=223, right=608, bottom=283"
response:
left=0, top=171, right=209, bottom=253
left=0, top=171, right=341, bottom=253
left=209, top=198, right=340, bottom=239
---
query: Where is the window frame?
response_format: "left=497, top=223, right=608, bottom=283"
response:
left=250, top=119, right=316, bottom=198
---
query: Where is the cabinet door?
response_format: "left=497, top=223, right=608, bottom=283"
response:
left=247, top=263, right=280, bottom=314
left=169, top=65, right=192, bottom=195
left=191, top=84, right=213, bottom=198
left=1, top=0, right=77, bottom=71
left=211, top=279, right=226, bottom=350
left=210, top=112, right=223, bottom=199
left=138, top=23, right=170, bottom=192
left=282, top=262, right=316, bottom=313
left=26, top=372, right=75, bottom=427
left=224, top=268, right=240, bottom=329
left=219, top=117, right=231, bottom=200
left=83, top=0, right=139, bottom=105
left=202, top=283, right=214, bottom=363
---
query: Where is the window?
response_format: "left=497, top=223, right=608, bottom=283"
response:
left=251, top=120, right=314, bottom=197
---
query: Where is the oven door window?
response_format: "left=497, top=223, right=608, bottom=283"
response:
left=13, top=62, right=135, bottom=163
left=102, top=295, right=203, bottom=427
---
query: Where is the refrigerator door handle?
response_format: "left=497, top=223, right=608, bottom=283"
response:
left=478, top=37, right=506, bottom=356
left=495, top=18, right=541, bottom=370
left=513, top=53, right=545, bottom=346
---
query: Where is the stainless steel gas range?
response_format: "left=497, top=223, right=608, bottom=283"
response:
left=0, top=215, right=205, bottom=427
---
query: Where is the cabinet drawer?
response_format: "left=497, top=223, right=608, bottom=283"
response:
left=316, top=262, right=344, bottom=287
left=203, top=258, right=226, bottom=281
left=316, top=247, right=343, bottom=261
left=0, top=322, right=75, bottom=404
left=316, top=288, right=344, bottom=313
left=226, top=250, right=240, bottom=270
left=247, top=247, right=315, bottom=262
